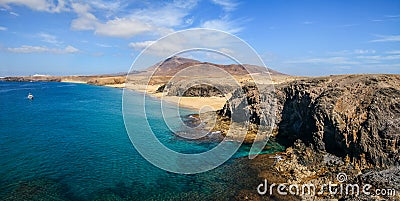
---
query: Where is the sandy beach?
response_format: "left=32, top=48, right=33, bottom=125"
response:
left=156, top=94, right=228, bottom=111
left=59, top=74, right=299, bottom=111
left=122, top=83, right=228, bottom=111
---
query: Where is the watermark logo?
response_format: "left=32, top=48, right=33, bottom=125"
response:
left=122, top=28, right=276, bottom=174
left=257, top=172, right=396, bottom=197
left=336, top=172, right=347, bottom=183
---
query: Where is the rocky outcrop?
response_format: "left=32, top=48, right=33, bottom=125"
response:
left=277, top=74, right=400, bottom=168
left=219, top=74, right=400, bottom=169
left=1, top=76, right=61, bottom=82
left=157, top=83, right=225, bottom=97
left=159, top=79, right=237, bottom=97
left=182, top=84, right=223, bottom=97
left=86, top=77, right=125, bottom=86
left=218, top=83, right=278, bottom=125
left=246, top=140, right=399, bottom=200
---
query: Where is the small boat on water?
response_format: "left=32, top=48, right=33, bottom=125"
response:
left=27, top=93, right=34, bottom=100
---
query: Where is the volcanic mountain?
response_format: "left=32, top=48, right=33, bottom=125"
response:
left=140, top=56, right=286, bottom=76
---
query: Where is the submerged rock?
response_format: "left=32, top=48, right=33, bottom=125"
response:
left=3, top=178, right=70, bottom=201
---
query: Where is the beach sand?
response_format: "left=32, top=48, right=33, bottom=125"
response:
left=124, top=83, right=228, bottom=111
left=60, top=74, right=302, bottom=111
left=105, top=83, right=125, bottom=88
left=60, top=79, right=86, bottom=84
left=155, top=94, right=227, bottom=111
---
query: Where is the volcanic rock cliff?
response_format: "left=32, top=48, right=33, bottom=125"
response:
left=219, top=74, right=400, bottom=169
left=277, top=74, right=399, bottom=168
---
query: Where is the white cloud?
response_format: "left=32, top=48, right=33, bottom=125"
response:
left=385, top=50, right=400, bottom=55
left=135, top=39, right=184, bottom=56
left=38, top=33, right=62, bottom=45
left=130, top=0, right=198, bottom=28
left=1, top=0, right=245, bottom=39
left=70, top=0, right=198, bottom=38
left=7, top=45, right=79, bottom=54
left=129, top=41, right=155, bottom=50
left=201, top=17, right=242, bottom=33
left=384, top=14, right=400, bottom=18
left=9, top=11, right=18, bottom=16
left=0, top=0, right=69, bottom=13
left=70, top=3, right=98, bottom=30
left=185, top=17, right=194, bottom=25
left=370, top=34, right=400, bottom=42
left=302, top=21, right=313, bottom=25
left=64, top=45, right=79, bottom=53
left=371, top=15, right=400, bottom=23
left=0, top=26, right=7, bottom=31
left=210, top=0, right=238, bottom=12
left=285, top=50, right=400, bottom=72
left=88, top=0, right=122, bottom=13
left=354, top=49, right=376, bottom=54
left=329, top=49, right=376, bottom=55
left=96, top=43, right=112, bottom=48
left=286, top=57, right=359, bottom=65
left=356, top=55, right=400, bottom=60
left=219, top=47, right=234, bottom=55
left=372, top=63, right=400, bottom=68
left=95, top=17, right=153, bottom=38
left=338, top=24, right=358, bottom=28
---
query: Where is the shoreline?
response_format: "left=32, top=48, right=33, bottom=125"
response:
left=122, top=87, right=227, bottom=112
left=1, top=78, right=223, bottom=112
left=1, top=73, right=299, bottom=112
left=91, top=81, right=228, bottom=111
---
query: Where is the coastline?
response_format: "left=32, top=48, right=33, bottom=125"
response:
left=3, top=74, right=400, bottom=200
left=84, top=81, right=228, bottom=111
left=1, top=73, right=298, bottom=112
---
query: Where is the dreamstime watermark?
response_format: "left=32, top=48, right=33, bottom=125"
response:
left=122, top=28, right=277, bottom=174
left=257, top=173, right=396, bottom=197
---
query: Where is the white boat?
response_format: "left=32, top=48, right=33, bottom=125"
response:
left=27, top=93, right=34, bottom=100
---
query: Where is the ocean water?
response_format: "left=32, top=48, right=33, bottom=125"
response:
left=0, top=82, right=284, bottom=200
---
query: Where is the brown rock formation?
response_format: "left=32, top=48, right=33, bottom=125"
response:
left=143, top=56, right=285, bottom=76
left=219, top=74, right=400, bottom=169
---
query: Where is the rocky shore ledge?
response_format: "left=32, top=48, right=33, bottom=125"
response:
left=213, top=74, right=399, bottom=200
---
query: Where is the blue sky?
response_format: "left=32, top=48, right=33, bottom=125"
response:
left=0, top=0, right=399, bottom=76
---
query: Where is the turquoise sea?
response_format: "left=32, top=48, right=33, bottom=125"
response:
left=0, top=81, right=284, bottom=200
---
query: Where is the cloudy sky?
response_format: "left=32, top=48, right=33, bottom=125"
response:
left=0, top=0, right=399, bottom=76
